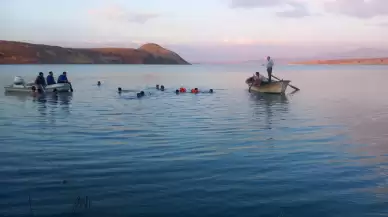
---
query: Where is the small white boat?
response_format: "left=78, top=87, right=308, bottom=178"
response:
left=245, top=76, right=290, bottom=94
left=4, top=76, right=72, bottom=93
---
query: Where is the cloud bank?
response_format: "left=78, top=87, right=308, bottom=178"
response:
left=88, top=4, right=159, bottom=24
left=229, top=0, right=311, bottom=18
left=324, top=0, right=388, bottom=18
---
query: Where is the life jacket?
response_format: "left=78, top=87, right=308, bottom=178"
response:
left=180, top=87, right=186, bottom=93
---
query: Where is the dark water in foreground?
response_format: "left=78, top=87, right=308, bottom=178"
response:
left=0, top=64, right=388, bottom=217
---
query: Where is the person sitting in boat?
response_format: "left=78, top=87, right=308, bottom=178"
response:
left=57, top=71, right=70, bottom=84
left=46, top=71, right=56, bottom=85
left=253, top=72, right=262, bottom=86
left=35, top=72, right=46, bottom=87
left=255, top=72, right=269, bottom=83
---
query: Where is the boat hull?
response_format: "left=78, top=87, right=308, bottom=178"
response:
left=245, top=77, right=290, bottom=94
left=4, top=83, right=72, bottom=93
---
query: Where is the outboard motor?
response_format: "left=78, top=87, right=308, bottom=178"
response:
left=13, top=76, right=25, bottom=85
left=14, top=76, right=25, bottom=85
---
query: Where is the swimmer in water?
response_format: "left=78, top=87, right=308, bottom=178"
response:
left=136, top=91, right=145, bottom=98
left=118, top=87, right=134, bottom=93
left=137, top=91, right=147, bottom=98
left=97, top=81, right=101, bottom=86
left=179, top=86, right=187, bottom=93
left=156, top=84, right=160, bottom=90
left=160, top=85, right=165, bottom=91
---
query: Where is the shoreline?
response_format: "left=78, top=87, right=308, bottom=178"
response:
left=290, top=57, right=388, bottom=65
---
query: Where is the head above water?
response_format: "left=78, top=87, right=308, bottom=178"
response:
left=140, top=91, right=145, bottom=96
left=175, top=89, right=179, bottom=94
left=118, top=87, right=122, bottom=93
left=97, top=81, right=101, bottom=86
left=156, top=84, right=159, bottom=89
left=161, top=85, right=165, bottom=91
left=209, top=89, right=213, bottom=93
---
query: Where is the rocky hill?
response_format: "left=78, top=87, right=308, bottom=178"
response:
left=0, top=40, right=190, bottom=65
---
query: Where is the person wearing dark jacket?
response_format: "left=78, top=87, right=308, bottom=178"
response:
left=35, top=72, right=46, bottom=86
left=35, top=72, right=46, bottom=93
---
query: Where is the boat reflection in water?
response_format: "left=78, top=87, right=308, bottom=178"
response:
left=4, top=92, right=73, bottom=119
left=247, top=91, right=295, bottom=143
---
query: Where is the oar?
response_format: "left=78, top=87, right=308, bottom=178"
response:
left=248, top=82, right=253, bottom=93
left=68, top=82, right=74, bottom=92
left=271, top=74, right=300, bottom=91
left=248, top=75, right=255, bottom=92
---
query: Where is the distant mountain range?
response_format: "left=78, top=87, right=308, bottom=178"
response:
left=231, top=48, right=388, bottom=65
left=317, top=48, right=388, bottom=60
left=0, top=40, right=190, bottom=65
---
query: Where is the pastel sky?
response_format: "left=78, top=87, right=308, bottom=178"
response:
left=1, top=0, right=388, bottom=61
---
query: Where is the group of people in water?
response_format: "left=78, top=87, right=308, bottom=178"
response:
left=117, top=84, right=214, bottom=98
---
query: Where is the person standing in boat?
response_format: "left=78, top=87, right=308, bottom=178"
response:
left=266, top=56, right=274, bottom=83
left=46, top=71, right=56, bottom=85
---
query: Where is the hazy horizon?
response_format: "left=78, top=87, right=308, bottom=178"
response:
left=1, top=0, right=388, bottom=62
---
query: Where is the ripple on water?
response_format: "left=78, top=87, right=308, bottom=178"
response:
left=1, top=67, right=388, bottom=216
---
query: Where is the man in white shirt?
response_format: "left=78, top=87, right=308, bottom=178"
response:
left=266, top=56, right=274, bottom=82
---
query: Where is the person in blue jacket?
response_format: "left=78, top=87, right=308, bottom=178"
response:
left=57, top=71, right=74, bottom=92
left=57, top=71, right=69, bottom=83
left=46, top=71, right=56, bottom=85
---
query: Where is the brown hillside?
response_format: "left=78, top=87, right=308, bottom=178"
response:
left=0, top=40, right=190, bottom=65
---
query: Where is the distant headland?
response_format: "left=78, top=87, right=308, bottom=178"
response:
left=290, top=57, right=388, bottom=65
left=0, top=40, right=190, bottom=65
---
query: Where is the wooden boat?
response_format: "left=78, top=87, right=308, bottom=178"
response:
left=245, top=76, right=290, bottom=94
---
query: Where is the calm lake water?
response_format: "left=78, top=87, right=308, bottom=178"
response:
left=0, top=64, right=388, bottom=217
